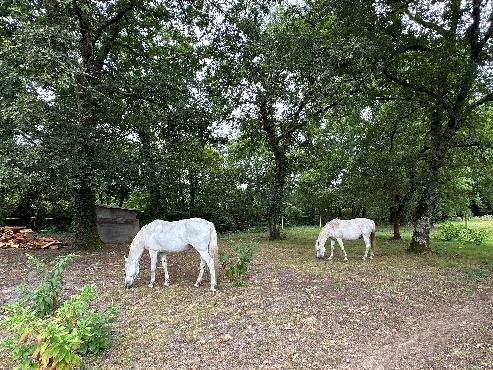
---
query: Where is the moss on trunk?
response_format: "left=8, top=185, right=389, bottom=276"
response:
left=72, top=182, right=104, bottom=250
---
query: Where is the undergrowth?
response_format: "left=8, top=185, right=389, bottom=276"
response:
left=220, top=239, right=258, bottom=286
left=0, top=253, right=117, bottom=370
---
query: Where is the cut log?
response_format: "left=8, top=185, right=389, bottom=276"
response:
left=4, top=226, right=26, bottom=233
left=0, top=226, right=65, bottom=249
left=41, top=241, right=62, bottom=249
left=19, top=229, right=34, bottom=240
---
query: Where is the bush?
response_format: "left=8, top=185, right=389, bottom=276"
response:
left=17, top=253, right=76, bottom=317
left=220, top=239, right=258, bottom=286
left=435, top=222, right=488, bottom=245
left=0, top=254, right=117, bottom=369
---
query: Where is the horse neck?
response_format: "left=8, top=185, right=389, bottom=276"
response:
left=319, top=226, right=334, bottom=244
left=128, top=236, right=145, bottom=263
left=318, top=232, right=329, bottom=246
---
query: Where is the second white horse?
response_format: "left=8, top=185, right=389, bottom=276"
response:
left=315, top=218, right=376, bottom=260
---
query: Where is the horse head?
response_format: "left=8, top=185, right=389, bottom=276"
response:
left=124, top=255, right=140, bottom=288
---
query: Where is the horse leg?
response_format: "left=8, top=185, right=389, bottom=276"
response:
left=160, top=254, right=170, bottom=286
left=337, top=239, right=348, bottom=261
left=362, top=234, right=372, bottom=260
left=206, top=254, right=217, bottom=292
left=148, top=250, right=158, bottom=288
left=197, top=251, right=216, bottom=292
left=328, top=239, right=335, bottom=260
left=194, top=258, right=206, bottom=288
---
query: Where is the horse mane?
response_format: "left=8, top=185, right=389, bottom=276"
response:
left=127, top=224, right=147, bottom=262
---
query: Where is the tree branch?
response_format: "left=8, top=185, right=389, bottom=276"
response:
left=405, top=9, right=448, bottom=37
left=383, top=67, right=446, bottom=107
left=94, top=0, right=137, bottom=74
left=104, top=86, right=159, bottom=104
left=479, top=3, right=493, bottom=50
left=468, top=91, right=493, bottom=111
left=72, top=0, right=93, bottom=65
left=94, top=0, right=137, bottom=42
left=467, top=0, right=482, bottom=62
left=450, top=139, right=493, bottom=150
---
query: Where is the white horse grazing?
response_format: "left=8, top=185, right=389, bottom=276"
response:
left=124, top=218, right=219, bottom=292
left=315, top=218, right=376, bottom=260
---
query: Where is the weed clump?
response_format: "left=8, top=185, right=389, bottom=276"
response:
left=1, top=253, right=117, bottom=370
left=220, top=239, right=258, bottom=286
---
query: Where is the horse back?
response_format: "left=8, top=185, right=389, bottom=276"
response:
left=144, top=218, right=211, bottom=252
left=325, top=218, right=374, bottom=240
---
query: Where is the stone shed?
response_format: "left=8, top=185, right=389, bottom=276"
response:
left=96, top=205, right=140, bottom=244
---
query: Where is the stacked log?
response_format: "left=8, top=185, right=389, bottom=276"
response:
left=0, top=226, right=64, bottom=249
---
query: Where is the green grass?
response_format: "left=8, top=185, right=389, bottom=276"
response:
left=228, top=219, right=493, bottom=301
left=234, top=219, right=493, bottom=259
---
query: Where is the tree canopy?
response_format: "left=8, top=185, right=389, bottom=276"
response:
left=1, top=0, right=492, bottom=250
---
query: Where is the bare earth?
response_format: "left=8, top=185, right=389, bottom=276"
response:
left=1, top=233, right=492, bottom=369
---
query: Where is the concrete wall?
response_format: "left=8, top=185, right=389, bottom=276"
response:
left=96, top=205, right=140, bottom=244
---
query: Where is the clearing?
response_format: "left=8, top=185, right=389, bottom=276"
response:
left=1, top=226, right=492, bottom=369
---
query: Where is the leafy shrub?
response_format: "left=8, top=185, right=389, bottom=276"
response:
left=220, top=239, right=258, bottom=286
left=435, top=222, right=488, bottom=245
left=1, top=254, right=117, bottom=369
left=17, top=253, right=76, bottom=317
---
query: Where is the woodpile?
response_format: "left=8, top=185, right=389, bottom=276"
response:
left=0, top=226, right=64, bottom=250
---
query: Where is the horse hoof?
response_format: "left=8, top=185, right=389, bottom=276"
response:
left=194, top=283, right=200, bottom=288
left=164, top=281, right=170, bottom=287
left=148, top=283, right=154, bottom=288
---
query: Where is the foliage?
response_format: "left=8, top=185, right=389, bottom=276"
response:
left=1, top=0, right=493, bottom=249
left=434, top=222, right=488, bottom=245
left=220, top=239, right=258, bottom=286
left=17, top=253, right=76, bottom=317
left=0, top=255, right=117, bottom=369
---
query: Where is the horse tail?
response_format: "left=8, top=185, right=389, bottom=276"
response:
left=370, top=221, right=376, bottom=254
left=208, top=222, right=220, bottom=280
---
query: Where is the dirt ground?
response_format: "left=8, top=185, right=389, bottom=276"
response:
left=1, top=232, right=492, bottom=369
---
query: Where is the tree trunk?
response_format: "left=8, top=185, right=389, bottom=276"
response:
left=392, top=220, right=401, bottom=240
left=267, top=159, right=286, bottom=240
left=14, top=189, right=39, bottom=228
left=72, top=72, right=104, bottom=249
left=408, top=197, right=435, bottom=253
left=0, top=194, right=4, bottom=227
left=259, top=101, right=288, bottom=240
left=138, top=127, right=165, bottom=221
left=73, top=181, right=101, bottom=250
left=408, top=111, right=445, bottom=253
left=70, top=1, right=136, bottom=248
left=390, top=194, right=410, bottom=240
